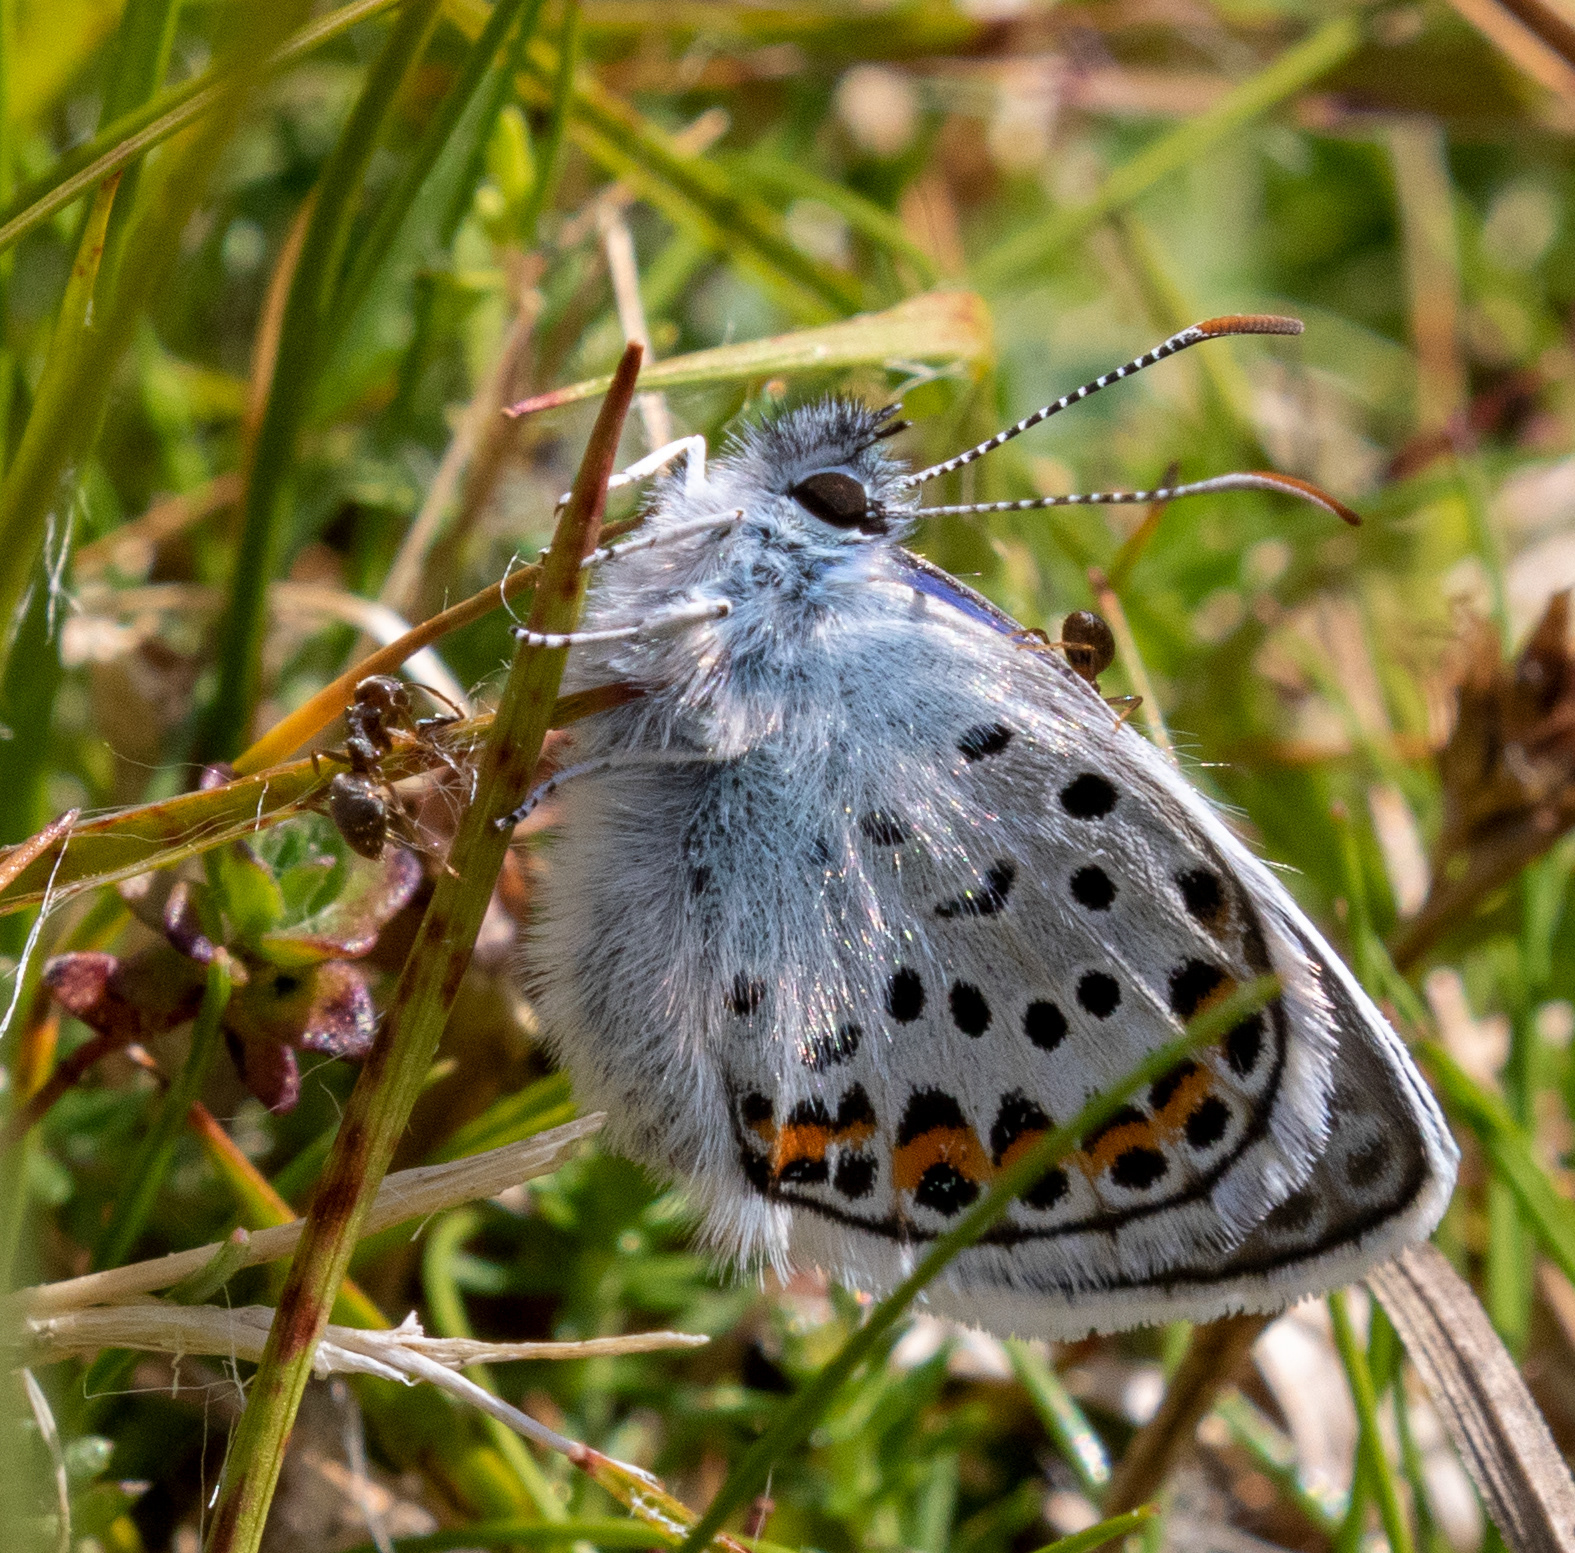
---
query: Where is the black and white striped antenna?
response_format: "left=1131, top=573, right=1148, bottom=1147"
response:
left=895, top=314, right=1304, bottom=489
left=909, top=470, right=1360, bottom=526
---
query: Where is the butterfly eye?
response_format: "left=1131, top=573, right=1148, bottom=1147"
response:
left=789, top=471, right=886, bottom=534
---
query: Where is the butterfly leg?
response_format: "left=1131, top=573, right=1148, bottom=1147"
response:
left=496, top=748, right=721, bottom=831
left=511, top=595, right=732, bottom=650
left=554, top=434, right=709, bottom=513
left=581, top=509, right=743, bottom=570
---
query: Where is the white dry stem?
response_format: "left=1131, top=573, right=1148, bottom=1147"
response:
left=599, top=203, right=671, bottom=452
left=15, top=1114, right=606, bottom=1318
left=23, top=1367, right=71, bottom=1553
left=22, top=1305, right=707, bottom=1459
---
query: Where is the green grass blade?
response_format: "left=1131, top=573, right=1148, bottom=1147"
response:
left=1329, top=1289, right=1415, bottom=1553
left=447, top=0, right=867, bottom=320
left=332, top=0, right=544, bottom=335
left=508, top=289, right=992, bottom=415
left=1026, top=1507, right=1155, bottom=1553
left=0, top=168, right=119, bottom=654
left=722, top=148, right=940, bottom=288
left=973, top=15, right=1361, bottom=289
left=0, top=5, right=310, bottom=676
left=677, top=977, right=1279, bottom=1551
left=197, top=0, right=443, bottom=760
left=0, top=0, right=401, bottom=258
left=1006, top=1338, right=1110, bottom=1496
left=92, top=956, right=231, bottom=1271
left=1421, top=1039, right=1575, bottom=1289
left=423, top=1205, right=566, bottom=1519
left=518, top=0, right=577, bottom=247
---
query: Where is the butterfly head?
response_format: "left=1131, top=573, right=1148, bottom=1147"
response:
left=731, top=397, right=914, bottom=545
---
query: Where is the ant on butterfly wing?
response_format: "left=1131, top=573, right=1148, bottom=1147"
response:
left=1013, top=610, right=1141, bottom=721
left=317, top=675, right=465, bottom=859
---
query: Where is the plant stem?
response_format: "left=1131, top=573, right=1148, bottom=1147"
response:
left=200, top=342, right=642, bottom=1553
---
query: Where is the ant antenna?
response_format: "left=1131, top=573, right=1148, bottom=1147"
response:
left=896, top=315, right=1303, bottom=488
left=910, top=470, right=1360, bottom=526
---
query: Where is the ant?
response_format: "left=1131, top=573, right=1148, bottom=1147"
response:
left=1013, top=610, right=1141, bottom=724
left=318, top=676, right=464, bottom=859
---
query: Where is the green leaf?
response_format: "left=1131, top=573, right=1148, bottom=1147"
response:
left=506, top=289, right=993, bottom=416
left=197, top=0, right=444, bottom=760
left=1027, top=1507, right=1156, bottom=1553
left=215, top=844, right=288, bottom=945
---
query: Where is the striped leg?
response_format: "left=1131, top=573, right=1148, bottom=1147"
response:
left=511, top=596, right=731, bottom=650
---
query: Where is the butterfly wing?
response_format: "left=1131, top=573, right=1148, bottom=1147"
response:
left=529, top=545, right=1457, bottom=1339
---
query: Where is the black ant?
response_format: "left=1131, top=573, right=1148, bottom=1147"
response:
left=318, top=676, right=464, bottom=859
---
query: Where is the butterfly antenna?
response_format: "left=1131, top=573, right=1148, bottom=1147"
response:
left=895, top=315, right=1303, bottom=488
left=910, top=470, right=1361, bottom=526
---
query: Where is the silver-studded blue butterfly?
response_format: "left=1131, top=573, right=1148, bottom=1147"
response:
left=508, top=315, right=1457, bottom=1338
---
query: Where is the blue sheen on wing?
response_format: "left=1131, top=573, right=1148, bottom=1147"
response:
left=893, top=548, right=1023, bottom=637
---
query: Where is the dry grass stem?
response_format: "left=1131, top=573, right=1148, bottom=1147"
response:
left=16, top=1114, right=604, bottom=1318
left=21, top=1302, right=706, bottom=1371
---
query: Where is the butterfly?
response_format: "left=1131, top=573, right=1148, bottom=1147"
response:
left=511, top=316, right=1458, bottom=1338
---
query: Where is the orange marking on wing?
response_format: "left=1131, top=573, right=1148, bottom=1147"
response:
left=772, top=1125, right=830, bottom=1174
left=996, top=1130, right=1047, bottom=1173
left=838, top=1118, right=876, bottom=1149
left=748, top=1116, right=778, bottom=1144
left=1149, top=1066, right=1215, bottom=1142
left=893, top=1127, right=992, bottom=1193
left=1079, top=1118, right=1156, bottom=1176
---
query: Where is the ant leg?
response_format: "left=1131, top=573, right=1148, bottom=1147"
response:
left=496, top=750, right=720, bottom=832
left=511, top=596, right=731, bottom=650
left=554, top=434, right=708, bottom=513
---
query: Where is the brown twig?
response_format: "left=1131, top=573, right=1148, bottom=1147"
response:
left=1102, top=1313, right=1269, bottom=1514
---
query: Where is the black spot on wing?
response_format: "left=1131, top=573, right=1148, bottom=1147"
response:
left=1111, top=1147, right=1168, bottom=1190
left=802, top=1024, right=861, bottom=1070
left=897, top=1088, right=966, bottom=1145
left=1060, top=774, right=1116, bottom=819
left=1226, top=1013, right=1264, bottom=1077
left=836, top=1085, right=877, bottom=1131
left=726, top=975, right=764, bottom=1016
left=1148, top=1060, right=1199, bottom=1112
left=834, top=1154, right=877, bottom=1199
left=1185, top=1097, right=1230, bottom=1150
left=1024, top=1000, right=1067, bottom=1050
left=990, top=1091, right=1050, bottom=1164
left=860, top=810, right=912, bottom=846
left=1169, top=960, right=1225, bottom=1021
left=949, top=982, right=991, bottom=1037
left=1177, top=868, right=1225, bottom=925
left=936, top=861, right=1016, bottom=919
left=1070, top=866, right=1115, bottom=910
left=1077, top=972, right=1121, bottom=1018
left=887, top=968, right=925, bottom=1022
left=957, top=722, right=1012, bottom=761
left=915, top=1163, right=978, bottom=1215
